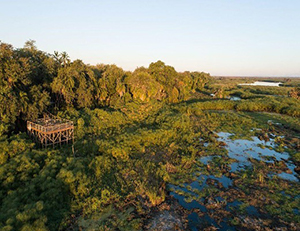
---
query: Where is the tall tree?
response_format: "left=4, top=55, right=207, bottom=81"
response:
left=126, top=70, right=163, bottom=102
left=0, top=42, right=31, bottom=133
left=51, top=59, right=95, bottom=108
left=93, top=64, right=126, bottom=106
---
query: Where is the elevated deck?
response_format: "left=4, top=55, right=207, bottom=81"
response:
left=27, top=115, right=74, bottom=147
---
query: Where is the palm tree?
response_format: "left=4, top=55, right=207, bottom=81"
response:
left=61, top=51, right=70, bottom=67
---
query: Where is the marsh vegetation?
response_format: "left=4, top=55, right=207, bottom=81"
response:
left=0, top=41, right=299, bottom=230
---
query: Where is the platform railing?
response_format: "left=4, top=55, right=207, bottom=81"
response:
left=27, top=120, right=74, bottom=133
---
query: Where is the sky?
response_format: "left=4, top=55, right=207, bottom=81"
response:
left=1, top=0, right=300, bottom=76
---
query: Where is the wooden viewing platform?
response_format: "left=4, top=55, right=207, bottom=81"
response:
left=27, top=114, right=74, bottom=148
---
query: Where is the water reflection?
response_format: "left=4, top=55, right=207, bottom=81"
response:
left=239, top=81, right=282, bottom=87
left=170, top=130, right=298, bottom=229
left=230, top=96, right=241, bottom=101
left=217, top=132, right=298, bottom=181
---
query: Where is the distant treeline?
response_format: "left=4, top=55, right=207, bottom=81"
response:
left=188, top=97, right=300, bottom=117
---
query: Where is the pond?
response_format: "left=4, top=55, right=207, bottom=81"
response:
left=169, top=131, right=298, bottom=230
left=239, top=81, right=282, bottom=87
left=217, top=132, right=298, bottom=181
left=229, top=96, right=241, bottom=101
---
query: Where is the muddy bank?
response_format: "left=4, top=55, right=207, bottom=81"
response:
left=143, top=196, right=189, bottom=230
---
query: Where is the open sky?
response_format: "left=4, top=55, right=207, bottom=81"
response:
left=1, top=0, right=299, bottom=76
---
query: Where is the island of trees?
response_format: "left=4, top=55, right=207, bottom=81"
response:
left=0, top=41, right=299, bottom=230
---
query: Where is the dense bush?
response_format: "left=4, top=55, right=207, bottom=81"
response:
left=1, top=40, right=299, bottom=230
left=0, top=41, right=211, bottom=135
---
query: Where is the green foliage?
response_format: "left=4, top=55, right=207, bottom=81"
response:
left=1, top=40, right=300, bottom=230
left=288, top=87, right=300, bottom=99
left=51, top=59, right=95, bottom=108
left=92, top=64, right=126, bottom=106
left=187, top=96, right=300, bottom=117
left=0, top=41, right=52, bottom=133
left=0, top=135, right=69, bottom=231
left=126, top=70, right=163, bottom=102
left=1, top=41, right=213, bottom=135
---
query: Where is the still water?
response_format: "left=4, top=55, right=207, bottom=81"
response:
left=239, top=81, right=282, bottom=87
left=169, top=131, right=298, bottom=230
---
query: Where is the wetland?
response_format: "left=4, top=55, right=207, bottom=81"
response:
left=0, top=41, right=299, bottom=230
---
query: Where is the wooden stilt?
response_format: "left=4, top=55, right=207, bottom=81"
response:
left=27, top=115, right=74, bottom=148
